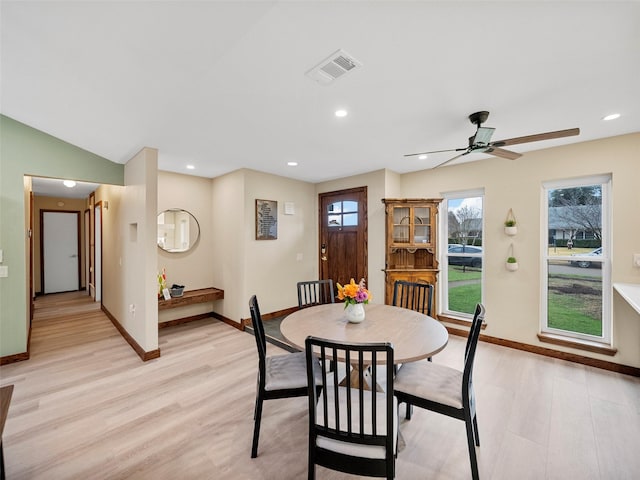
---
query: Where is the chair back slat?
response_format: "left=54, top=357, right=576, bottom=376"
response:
left=297, top=280, right=335, bottom=308
left=392, top=280, right=434, bottom=316
left=370, top=351, right=377, bottom=435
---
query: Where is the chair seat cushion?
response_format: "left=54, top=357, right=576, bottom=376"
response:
left=264, top=352, right=324, bottom=391
left=316, top=385, right=398, bottom=459
left=264, top=352, right=309, bottom=391
left=394, top=360, right=463, bottom=409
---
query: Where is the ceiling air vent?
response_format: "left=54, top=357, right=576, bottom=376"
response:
left=305, top=49, right=362, bottom=85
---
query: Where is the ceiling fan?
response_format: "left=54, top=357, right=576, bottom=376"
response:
left=405, top=111, right=580, bottom=168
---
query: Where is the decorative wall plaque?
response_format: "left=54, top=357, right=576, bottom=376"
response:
left=255, top=199, right=278, bottom=240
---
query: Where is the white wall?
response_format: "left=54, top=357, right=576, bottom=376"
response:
left=401, top=133, right=640, bottom=367
left=113, top=135, right=639, bottom=369
left=211, top=169, right=246, bottom=323
left=157, top=171, right=219, bottom=323
left=100, top=147, right=158, bottom=352
left=242, top=169, right=317, bottom=318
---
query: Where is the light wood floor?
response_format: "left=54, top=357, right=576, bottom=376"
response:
left=1, top=291, right=639, bottom=479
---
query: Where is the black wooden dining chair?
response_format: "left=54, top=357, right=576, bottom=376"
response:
left=248, top=295, right=321, bottom=458
left=305, top=336, right=397, bottom=480
left=394, top=303, right=485, bottom=480
left=391, top=279, right=435, bottom=374
left=297, top=279, right=335, bottom=308
left=391, top=279, right=434, bottom=316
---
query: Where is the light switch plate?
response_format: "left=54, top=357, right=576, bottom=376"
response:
left=633, top=253, right=640, bottom=267
left=0, top=248, right=3, bottom=262
left=0, top=265, right=8, bottom=277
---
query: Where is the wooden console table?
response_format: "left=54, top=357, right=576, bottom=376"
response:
left=158, top=287, right=224, bottom=310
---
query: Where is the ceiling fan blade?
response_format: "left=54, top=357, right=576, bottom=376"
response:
left=485, top=147, right=522, bottom=160
left=435, top=151, right=468, bottom=168
left=404, top=147, right=465, bottom=158
left=492, top=127, right=580, bottom=147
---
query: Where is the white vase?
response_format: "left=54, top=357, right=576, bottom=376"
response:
left=504, top=226, right=518, bottom=236
left=345, top=303, right=366, bottom=323
left=506, top=261, right=519, bottom=271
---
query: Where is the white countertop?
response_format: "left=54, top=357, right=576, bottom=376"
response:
left=613, top=283, right=640, bottom=315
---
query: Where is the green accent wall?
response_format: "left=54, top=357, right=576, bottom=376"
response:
left=0, top=115, right=124, bottom=358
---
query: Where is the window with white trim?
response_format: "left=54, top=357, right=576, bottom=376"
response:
left=440, top=190, right=484, bottom=318
left=542, top=175, right=611, bottom=343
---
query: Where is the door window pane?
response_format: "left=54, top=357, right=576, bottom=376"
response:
left=327, top=201, right=358, bottom=227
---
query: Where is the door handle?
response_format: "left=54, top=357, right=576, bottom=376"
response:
left=321, top=243, right=327, bottom=261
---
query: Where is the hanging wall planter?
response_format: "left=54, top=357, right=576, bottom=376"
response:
left=506, top=257, right=519, bottom=271
left=506, top=243, right=518, bottom=271
left=504, top=208, right=517, bottom=235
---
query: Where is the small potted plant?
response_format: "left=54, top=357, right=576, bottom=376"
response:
left=504, top=219, right=517, bottom=236
left=506, top=256, right=519, bottom=271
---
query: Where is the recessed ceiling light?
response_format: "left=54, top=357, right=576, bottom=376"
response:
left=602, top=113, right=620, bottom=121
left=186, top=164, right=195, bottom=170
left=287, top=161, right=298, bottom=167
left=418, top=154, right=428, bottom=160
left=335, top=109, right=348, bottom=118
left=63, top=180, right=76, bottom=188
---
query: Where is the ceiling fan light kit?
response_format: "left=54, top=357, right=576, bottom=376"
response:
left=405, top=111, right=580, bottom=168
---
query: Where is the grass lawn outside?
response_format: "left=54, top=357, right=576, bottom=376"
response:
left=448, top=265, right=481, bottom=315
left=547, top=273, right=602, bottom=336
left=448, top=265, right=481, bottom=281
left=446, top=265, right=602, bottom=337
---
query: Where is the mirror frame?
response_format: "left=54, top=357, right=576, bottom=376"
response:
left=157, top=208, right=200, bottom=253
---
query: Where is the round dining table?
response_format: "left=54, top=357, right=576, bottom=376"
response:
left=280, top=302, right=449, bottom=365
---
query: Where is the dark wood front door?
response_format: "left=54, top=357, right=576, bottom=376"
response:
left=319, top=187, right=368, bottom=292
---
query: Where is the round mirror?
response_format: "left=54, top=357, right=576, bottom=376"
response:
left=157, top=209, right=200, bottom=253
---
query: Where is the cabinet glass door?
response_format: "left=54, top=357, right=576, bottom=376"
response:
left=392, top=206, right=410, bottom=244
left=413, top=207, right=431, bottom=244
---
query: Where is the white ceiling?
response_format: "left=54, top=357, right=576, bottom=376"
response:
left=2, top=1, right=639, bottom=185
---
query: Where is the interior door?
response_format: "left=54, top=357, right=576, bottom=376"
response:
left=42, top=211, right=80, bottom=294
left=319, top=187, right=368, bottom=291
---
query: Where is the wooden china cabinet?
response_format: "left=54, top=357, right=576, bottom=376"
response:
left=382, top=198, right=442, bottom=312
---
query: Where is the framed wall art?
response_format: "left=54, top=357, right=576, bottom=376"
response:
left=255, top=199, right=278, bottom=240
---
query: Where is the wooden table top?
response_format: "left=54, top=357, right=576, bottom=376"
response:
left=280, top=303, right=448, bottom=364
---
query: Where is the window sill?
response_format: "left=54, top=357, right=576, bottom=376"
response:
left=437, top=314, right=487, bottom=330
left=537, top=333, right=617, bottom=356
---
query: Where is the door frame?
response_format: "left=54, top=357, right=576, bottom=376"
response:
left=29, top=192, right=34, bottom=323
left=84, top=209, right=90, bottom=295
left=94, top=201, right=103, bottom=302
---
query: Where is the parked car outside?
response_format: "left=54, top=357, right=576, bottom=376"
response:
left=569, top=247, right=602, bottom=268
left=448, top=245, right=483, bottom=268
